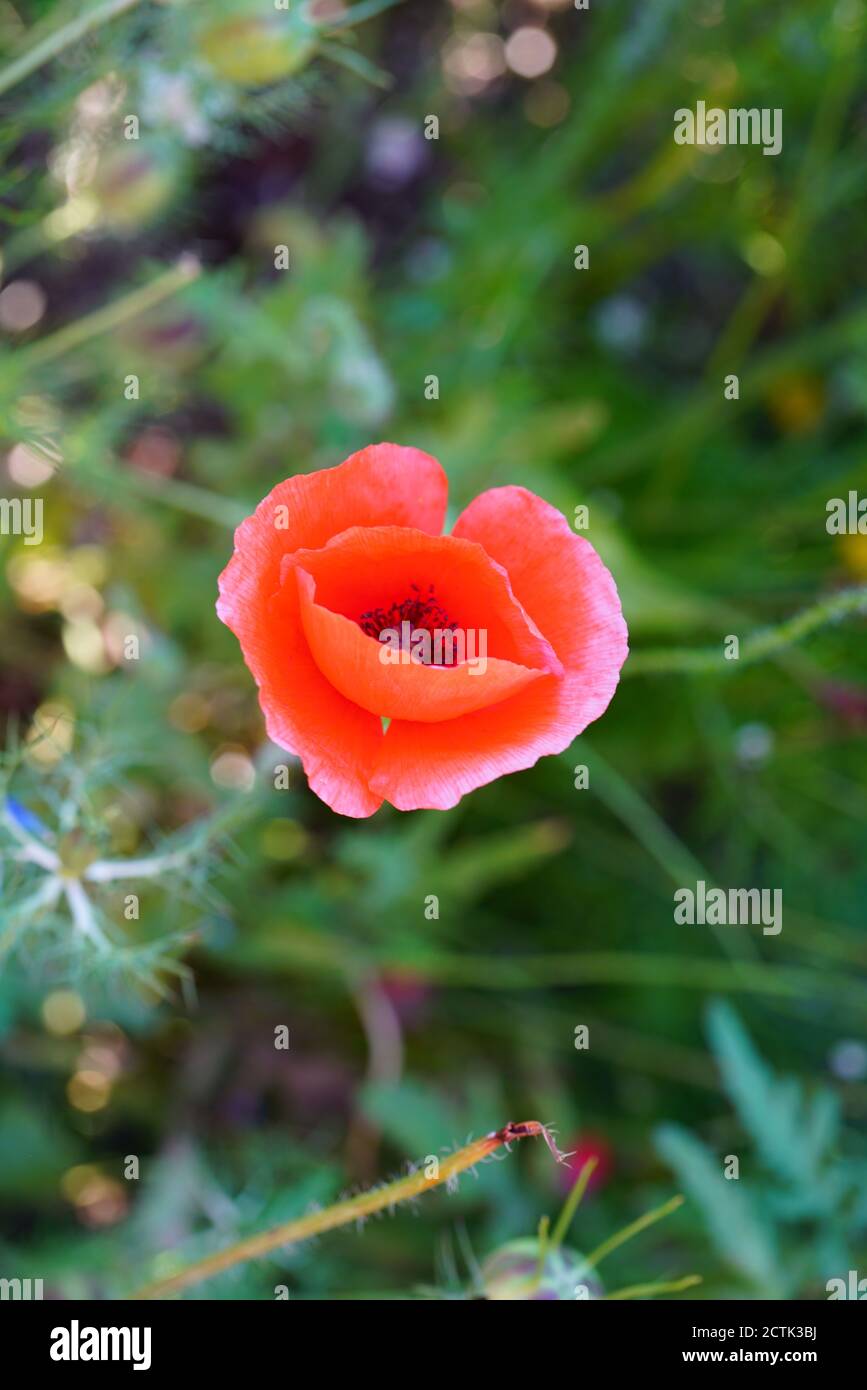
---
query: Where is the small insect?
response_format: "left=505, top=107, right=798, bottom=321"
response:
left=490, top=1121, right=573, bottom=1164
left=501, top=1122, right=540, bottom=1141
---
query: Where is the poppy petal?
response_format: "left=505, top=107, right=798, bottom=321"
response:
left=366, top=487, right=627, bottom=810
left=453, top=486, right=628, bottom=685
left=217, top=445, right=447, bottom=818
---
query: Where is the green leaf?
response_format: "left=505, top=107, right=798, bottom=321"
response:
left=705, top=1001, right=839, bottom=1189
left=359, top=1079, right=456, bottom=1156
left=656, top=1123, right=781, bottom=1294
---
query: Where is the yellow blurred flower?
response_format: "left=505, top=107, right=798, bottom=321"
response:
left=837, top=531, right=867, bottom=580
left=765, top=373, right=825, bottom=435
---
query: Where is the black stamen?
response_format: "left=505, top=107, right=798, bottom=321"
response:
left=358, top=585, right=459, bottom=665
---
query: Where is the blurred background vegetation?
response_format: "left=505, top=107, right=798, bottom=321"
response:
left=1, top=0, right=866, bottom=1300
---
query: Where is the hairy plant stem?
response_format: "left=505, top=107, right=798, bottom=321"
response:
left=625, top=586, right=867, bottom=676
left=131, top=1124, right=547, bottom=1300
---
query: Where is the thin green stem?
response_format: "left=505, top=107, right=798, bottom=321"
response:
left=399, top=952, right=866, bottom=1004
left=577, top=742, right=759, bottom=971
left=625, top=586, right=867, bottom=677
left=0, top=0, right=141, bottom=99
left=324, top=0, right=404, bottom=30
left=19, top=257, right=200, bottom=371
left=577, top=745, right=706, bottom=885
left=319, top=41, right=391, bottom=89
left=606, top=1274, right=702, bottom=1301
left=550, top=1156, right=598, bottom=1250
left=239, top=933, right=867, bottom=1009
left=575, top=1194, right=685, bottom=1280
left=119, top=471, right=248, bottom=529
left=533, top=1215, right=551, bottom=1284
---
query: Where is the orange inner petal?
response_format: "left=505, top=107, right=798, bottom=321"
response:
left=282, top=526, right=560, bottom=670
left=296, top=568, right=550, bottom=723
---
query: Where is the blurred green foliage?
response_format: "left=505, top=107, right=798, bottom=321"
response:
left=0, top=0, right=866, bottom=1299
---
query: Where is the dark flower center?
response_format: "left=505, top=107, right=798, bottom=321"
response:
left=359, top=584, right=459, bottom=666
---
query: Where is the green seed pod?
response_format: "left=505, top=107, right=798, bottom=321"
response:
left=91, top=146, right=177, bottom=231
left=478, top=1239, right=604, bottom=1301
left=197, top=11, right=318, bottom=85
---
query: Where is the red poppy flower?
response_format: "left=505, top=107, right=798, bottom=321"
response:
left=558, top=1133, right=615, bottom=1196
left=216, top=444, right=628, bottom=817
